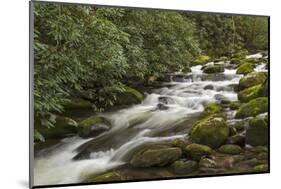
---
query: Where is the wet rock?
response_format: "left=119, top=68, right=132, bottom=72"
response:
left=258, top=79, right=268, bottom=97
left=245, top=158, right=265, bottom=166
left=171, top=160, right=198, bottom=174
left=171, top=139, right=188, bottom=152
left=227, top=134, right=246, bottom=147
left=115, top=86, right=144, bottom=106
left=185, top=143, right=213, bottom=160
left=227, top=84, right=239, bottom=92
left=204, top=103, right=221, bottom=115
left=36, top=116, right=78, bottom=140
left=214, top=94, right=227, bottom=102
left=246, top=116, right=268, bottom=146
left=236, top=63, right=254, bottom=75
left=226, top=101, right=240, bottom=110
left=199, top=158, right=216, bottom=168
left=158, top=96, right=174, bottom=105
left=204, top=84, right=214, bottom=90
left=213, top=56, right=229, bottom=63
left=85, top=171, right=123, bottom=182
left=238, top=72, right=267, bottom=91
left=203, top=65, right=224, bottom=74
left=78, top=116, right=111, bottom=138
left=130, top=145, right=182, bottom=168
left=235, top=97, right=268, bottom=119
left=238, top=84, right=262, bottom=102
left=157, top=103, right=169, bottom=110
left=218, top=144, right=242, bottom=155
left=189, top=115, right=229, bottom=148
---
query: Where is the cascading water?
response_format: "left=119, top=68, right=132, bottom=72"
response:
left=34, top=55, right=267, bottom=185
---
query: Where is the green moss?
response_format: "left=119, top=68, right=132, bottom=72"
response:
left=203, top=65, right=224, bottom=73
left=246, top=117, right=268, bottom=146
left=204, top=103, right=221, bottom=114
left=62, top=98, right=92, bottom=110
left=232, top=50, right=248, bottom=58
left=171, top=139, right=187, bottom=151
left=254, top=164, right=268, bottom=172
left=189, top=115, right=229, bottom=148
left=235, top=97, right=268, bottom=118
left=239, top=72, right=267, bottom=91
left=115, top=86, right=144, bottom=106
left=242, top=58, right=259, bottom=64
left=185, top=143, right=213, bottom=160
left=171, top=160, right=198, bottom=174
left=213, top=56, right=229, bottom=63
left=218, top=144, right=242, bottom=155
left=236, top=63, right=254, bottom=75
left=227, top=101, right=240, bottom=110
left=230, top=58, right=242, bottom=65
left=258, top=79, right=268, bottom=97
left=238, top=84, right=262, bottom=102
left=191, top=55, right=211, bottom=66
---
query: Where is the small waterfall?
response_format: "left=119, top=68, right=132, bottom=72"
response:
left=34, top=54, right=267, bottom=185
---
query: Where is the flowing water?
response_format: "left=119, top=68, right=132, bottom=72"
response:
left=34, top=53, right=267, bottom=185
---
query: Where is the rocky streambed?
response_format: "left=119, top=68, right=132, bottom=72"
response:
left=34, top=51, right=269, bottom=186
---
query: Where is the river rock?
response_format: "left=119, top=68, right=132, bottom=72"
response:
left=258, top=79, right=268, bottom=97
left=157, top=103, right=169, bottom=110
left=78, top=115, right=111, bottom=138
left=85, top=171, right=123, bottom=182
left=253, top=164, right=268, bottom=172
left=129, top=145, right=182, bottom=168
left=199, top=158, right=217, bottom=168
left=236, top=63, right=254, bottom=75
left=204, top=103, right=221, bottom=115
left=189, top=115, right=229, bottom=148
left=227, top=134, right=245, bottom=147
left=218, top=144, right=242, bottom=155
left=246, top=116, right=268, bottom=146
left=158, top=96, right=174, bottom=105
left=171, top=160, right=198, bottom=174
left=232, top=50, right=248, bottom=59
left=35, top=115, right=78, bottom=139
left=213, top=56, right=229, bottom=63
left=185, top=143, right=213, bottom=160
left=171, top=139, right=188, bottom=151
left=203, top=65, right=224, bottom=74
left=235, top=97, right=268, bottom=119
left=191, top=55, right=211, bottom=66
left=238, top=84, right=262, bottom=102
left=214, top=94, right=228, bottom=102
left=238, top=72, right=267, bottom=91
left=115, top=86, right=144, bottom=106
left=204, top=84, right=214, bottom=90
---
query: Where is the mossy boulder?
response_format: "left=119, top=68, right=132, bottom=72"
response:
left=235, top=97, right=268, bottom=118
left=230, top=58, right=242, bottom=65
left=246, top=117, right=268, bottom=146
left=191, top=55, right=211, bottom=66
left=85, top=171, right=123, bottom=182
left=238, top=84, right=262, bottom=102
left=171, top=139, right=188, bottom=151
left=227, top=101, right=240, bottom=110
left=62, top=98, right=92, bottom=110
left=189, top=115, right=229, bottom=148
left=243, top=58, right=260, bottom=64
left=115, top=86, right=144, bottom=106
left=78, top=115, right=111, bottom=138
left=218, top=144, right=242, bottom=155
left=232, top=50, right=248, bottom=58
left=130, top=145, right=182, bottom=168
left=236, top=63, right=254, bottom=75
left=35, top=116, right=78, bottom=140
left=254, top=164, right=268, bottom=172
left=213, top=56, right=229, bottom=63
left=258, top=79, right=268, bottom=97
left=204, top=103, right=221, bottom=115
left=203, top=65, right=224, bottom=74
left=238, top=72, right=267, bottom=91
left=185, top=143, right=213, bottom=160
left=171, top=160, right=198, bottom=174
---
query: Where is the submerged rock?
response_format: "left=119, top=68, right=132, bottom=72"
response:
left=157, top=103, right=169, bottom=110
left=78, top=115, right=111, bottom=138
left=246, top=116, right=268, bottom=146
left=185, top=143, right=213, bottom=160
left=235, top=97, right=268, bottom=118
left=218, top=144, right=242, bottom=155
left=238, top=72, right=267, bottom=91
left=203, top=65, right=224, bottom=74
left=189, top=115, right=229, bottom=148
left=130, top=145, right=182, bottom=168
left=204, top=84, right=214, bottom=90
left=171, top=160, right=198, bottom=174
